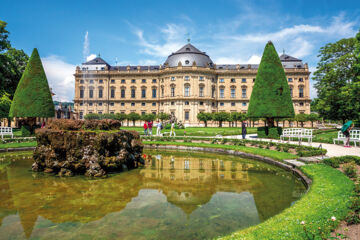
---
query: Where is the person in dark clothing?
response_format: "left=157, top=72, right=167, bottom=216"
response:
left=241, top=121, right=247, bottom=139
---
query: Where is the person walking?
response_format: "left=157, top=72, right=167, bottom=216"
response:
left=156, top=121, right=162, bottom=136
left=143, top=121, right=148, bottom=136
left=341, top=120, right=354, bottom=148
left=170, top=122, right=176, bottom=137
left=148, top=121, right=153, bottom=136
left=241, top=121, right=247, bottom=139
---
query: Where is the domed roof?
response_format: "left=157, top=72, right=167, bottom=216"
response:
left=164, top=43, right=214, bottom=68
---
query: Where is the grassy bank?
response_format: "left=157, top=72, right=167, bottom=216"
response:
left=0, top=141, right=37, bottom=149
left=219, top=164, right=354, bottom=240
left=143, top=141, right=297, bottom=161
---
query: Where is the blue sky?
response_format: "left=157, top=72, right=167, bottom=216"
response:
left=1, top=0, right=360, bottom=101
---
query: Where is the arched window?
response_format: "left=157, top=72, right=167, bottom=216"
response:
left=170, top=84, right=175, bottom=97
left=184, top=84, right=190, bottom=97
left=199, top=84, right=205, bottom=97
left=299, top=86, right=304, bottom=98
left=80, top=87, right=84, bottom=98
left=121, top=87, right=126, bottom=98
left=110, top=87, right=115, bottom=98
left=241, top=87, right=247, bottom=98
left=89, top=87, right=94, bottom=99
left=131, top=87, right=136, bottom=98
left=230, top=86, right=236, bottom=98
left=98, top=87, right=103, bottom=99
left=290, top=87, right=293, bottom=97
left=141, top=87, right=146, bottom=98
left=219, top=87, right=225, bottom=98
left=152, top=87, right=157, bottom=98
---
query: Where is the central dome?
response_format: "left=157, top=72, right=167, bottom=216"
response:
left=164, top=43, right=214, bottom=68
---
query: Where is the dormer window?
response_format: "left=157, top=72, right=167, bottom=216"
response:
left=185, top=60, right=190, bottom=64
left=186, top=48, right=190, bottom=51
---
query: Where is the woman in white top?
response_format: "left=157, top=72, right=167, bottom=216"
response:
left=170, top=122, right=176, bottom=137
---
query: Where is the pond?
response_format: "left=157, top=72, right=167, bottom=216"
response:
left=0, top=150, right=306, bottom=240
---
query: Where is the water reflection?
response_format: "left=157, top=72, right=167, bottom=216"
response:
left=0, top=151, right=306, bottom=240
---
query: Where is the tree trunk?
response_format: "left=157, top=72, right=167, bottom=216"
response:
left=7, top=118, right=11, bottom=127
left=219, top=121, right=222, bottom=127
left=296, top=121, right=299, bottom=127
left=205, top=121, right=207, bottom=127
left=266, top=118, right=274, bottom=128
left=311, top=121, right=314, bottom=128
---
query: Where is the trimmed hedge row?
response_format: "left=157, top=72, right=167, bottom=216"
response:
left=46, top=119, right=122, bottom=131
left=323, top=155, right=360, bottom=168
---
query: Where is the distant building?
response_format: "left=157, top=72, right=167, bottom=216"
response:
left=74, top=43, right=310, bottom=125
left=54, top=102, right=77, bottom=119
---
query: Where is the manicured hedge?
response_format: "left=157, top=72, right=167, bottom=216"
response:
left=218, top=164, right=354, bottom=240
left=323, top=155, right=360, bottom=168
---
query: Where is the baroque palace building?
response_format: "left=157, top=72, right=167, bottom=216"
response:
left=74, top=43, right=311, bottom=125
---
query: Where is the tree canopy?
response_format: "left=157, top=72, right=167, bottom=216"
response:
left=248, top=41, right=294, bottom=126
left=9, top=48, right=55, bottom=118
left=0, top=92, right=11, bottom=119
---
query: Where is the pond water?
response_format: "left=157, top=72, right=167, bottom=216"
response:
left=0, top=150, right=306, bottom=240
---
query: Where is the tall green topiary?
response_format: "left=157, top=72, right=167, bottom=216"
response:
left=248, top=41, right=294, bottom=127
left=9, top=48, right=54, bottom=118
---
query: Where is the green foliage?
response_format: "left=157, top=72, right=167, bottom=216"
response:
left=197, top=112, right=213, bottom=127
left=0, top=20, right=10, bottom=52
left=21, top=125, right=31, bottom=137
left=307, top=113, right=320, bottom=128
left=248, top=41, right=295, bottom=123
left=212, top=112, right=230, bottom=127
left=84, top=113, right=101, bottom=120
left=0, top=92, right=11, bottom=119
left=342, top=162, right=357, bottom=178
left=141, top=113, right=156, bottom=122
left=323, top=155, right=360, bottom=168
left=9, top=48, right=54, bottom=118
left=115, top=113, right=127, bottom=122
left=268, top=127, right=281, bottom=139
left=127, top=112, right=141, bottom=126
left=157, top=112, right=170, bottom=121
left=257, top=127, right=267, bottom=138
left=313, top=35, right=360, bottom=121
left=295, top=113, right=308, bottom=127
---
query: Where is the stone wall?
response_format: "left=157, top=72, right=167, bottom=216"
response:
left=33, top=127, right=143, bottom=177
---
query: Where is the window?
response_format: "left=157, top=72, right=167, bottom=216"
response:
left=184, top=76, right=190, bottom=81
left=171, top=87, right=175, bottom=97
left=121, top=102, right=125, bottom=106
left=220, top=102, right=224, bottom=106
left=199, top=76, right=204, bottom=81
left=141, top=88, right=146, bottom=98
left=152, top=111, right=156, bottom=115
left=152, top=88, right=157, bottom=98
left=131, top=102, right=135, bottom=106
left=79, top=112, right=83, bottom=119
left=80, top=80, right=84, bottom=84
left=231, top=102, right=236, bottom=106
left=152, top=102, right=156, bottom=106
left=219, top=78, right=224, bottom=83
left=299, top=87, right=304, bottom=98
left=80, top=89, right=84, bottom=98
left=231, top=78, right=236, bottom=83
left=242, top=78, right=246, bottom=83
left=200, top=101, right=204, bottom=105
left=290, top=88, right=293, bottom=97
left=98, top=88, right=103, bottom=98
left=90, top=80, right=94, bottom=84
left=110, top=102, right=114, bottom=106
left=89, top=102, right=93, bottom=106
left=131, top=88, right=136, bottom=98
left=110, top=111, right=114, bottom=114
left=111, top=79, right=115, bottom=83
left=171, top=102, right=175, bottom=105
left=141, top=111, right=146, bottom=115
left=212, top=87, right=215, bottom=98
left=99, top=79, right=103, bottom=84
left=242, top=88, right=247, bottom=98
left=121, top=79, right=126, bottom=83
left=185, top=60, right=190, bottom=64
left=131, top=79, right=136, bottom=83
left=111, top=88, right=115, bottom=98
left=185, top=111, right=189, bottom=120
left=185, top=101, right=189, bottom=105
left=98, top=111, right=102, bottom=114
left=184, top=86, right=190, bottom=97
left=142, top=79, right=146, bottom=83
left=152, top=79, right=157, bottom=83
left=231, top=88, right=236, bottom=98
left=141, top=102, right=146, bottom=106
left=171, top=76, right=175, bottom=81
left=242, top=102, right=247, bottom=106
left=89, top=89, right=93, bottom=98
left=299, top=102, right=304, bottom=106
left=299, top=78, right=304, bottom=82
left=121, top=89, right=125, bottom=98
left=199, top=86, right=204, bottom=97
left=80, top=102, right=83, bottom=106
left=220, top=88, right=224, bottom=98
left=98, top=102, right=102, bottom=106
left=288, top=78, right=293, bottom=82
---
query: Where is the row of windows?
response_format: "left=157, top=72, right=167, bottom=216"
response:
left=80, top=79, right=158, bottom=84
left=219, top=78, right=255, bottom=83
left=290, top=87, right=304, bottom=98
left=288, top=78, right=304, bottom=82
left=80, top=88, right=157, bottom=99
left=79, top=102, right=158, bottom=107
left=218, top=102, right=247, bottom=107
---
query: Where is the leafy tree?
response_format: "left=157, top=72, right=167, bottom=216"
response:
left=248, top=41, right=295, bottom=127
left=127, top=112, right=141, bottom=126
left=157, top=112, right=170, bottom=122
left=101, top=113, right=116, bottom=120
left=9, top=48, right=54, bottom=133
left=307, top=113, right=320, bottom=128
left=197, top=112, right=212, bottom=127
left=0, top=20, right=10, bottom=53
left=312, top=36, right=359, bottom=122
left=212, top=112, right=229, bottom=127
left=141, top=113, right=156, bottom=122
left=230, top=112, right=247, bottom=127
left=0, top=92, right=11, bottom=126
left=115, top=113, right=127, bottom=125
left=295, top=114, right=308, bottom=128
left=84, top=113, right=100, bottom=120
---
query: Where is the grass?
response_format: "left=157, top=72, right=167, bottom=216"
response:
left=0, top=141, right=37, bottom=149
left=313, top=130, right=338, bottom=144
left=122, top=127, right=257, bottom=136
left=143, top=141, right=297, bottom=161
left=218, top=164, right=354, bottom=240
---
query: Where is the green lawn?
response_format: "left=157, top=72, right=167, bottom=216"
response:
left=313, top=130, right=338, bottom=143
left=143, top=141, right=297, bottom=161
left=219, top=164, right=354, bottom=240
left=0, top=141, right=37, bottom=149
left=122, top=127, right=257, bottom=136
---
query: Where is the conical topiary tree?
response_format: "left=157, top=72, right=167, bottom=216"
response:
left=248, top=41, right=294, bottom=128
left=9, top=48, right=54, bottom=131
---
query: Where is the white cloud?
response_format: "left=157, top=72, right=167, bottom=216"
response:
left=214, top=55, right=261, bottom=64
left=86, top=54, right=96, bottom=61
left=42, top=56, right=76, bottom=102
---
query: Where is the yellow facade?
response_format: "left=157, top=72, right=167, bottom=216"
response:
left=74, top=44, right=311, bottom=125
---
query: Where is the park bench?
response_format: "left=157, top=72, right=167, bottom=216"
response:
left=280, top=128, right=313, bottom=143
left=333, top=130, right=360, bottom=147
left=0, top=127, right=13, bottom=139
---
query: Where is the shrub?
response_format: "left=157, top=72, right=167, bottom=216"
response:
left=342, top=162, right=357, bottom=178
left=257, top=127, right=267, bottom=138
left=345, top=211, right=360, bottom=225
left=323, top=156, right=360, bottom=168
left=21, top=125, right=31, bottom=137
left=268, top=127, right=281, bottom=139
left=84, top=113, right=101, bottom=120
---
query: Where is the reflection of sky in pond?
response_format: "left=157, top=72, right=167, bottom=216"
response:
left=0, top=150, right=306, bottom=240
